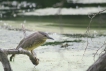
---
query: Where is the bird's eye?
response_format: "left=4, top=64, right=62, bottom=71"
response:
left=44, top=34, right=47, bottom=37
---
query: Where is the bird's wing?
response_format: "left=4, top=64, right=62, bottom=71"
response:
left=16, top=32, right=38, bottom=49
left=19, top=33, right=39, bottom=49
left=16, top=38, right=25, bottom=49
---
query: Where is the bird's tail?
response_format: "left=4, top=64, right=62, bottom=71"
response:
left=10, top=54, right=16, bottom=61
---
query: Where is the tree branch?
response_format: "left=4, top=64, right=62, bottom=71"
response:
left=0, top=48, right=39, bottom=71
left=7, top=49, right=39, bottom=65
left=0, top=49, right=12, bottom=71
left=87, top=53, right=106, bottom=71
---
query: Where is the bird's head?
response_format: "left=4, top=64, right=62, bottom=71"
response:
left=38, top=31, right=54, bottom=40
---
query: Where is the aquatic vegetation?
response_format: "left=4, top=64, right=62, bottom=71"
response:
left=43, top=40, right=82, bottom=46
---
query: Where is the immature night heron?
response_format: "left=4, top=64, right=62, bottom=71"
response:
left=10, top=31, right=53, bottom=61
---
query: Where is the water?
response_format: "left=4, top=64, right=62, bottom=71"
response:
left=19, top=7, right=106, bottom=16
left=0, top=28, right=106, bottom=71
left=0, top=1, right=106, bottom=70
left=0, top=0, right=106, bottom=16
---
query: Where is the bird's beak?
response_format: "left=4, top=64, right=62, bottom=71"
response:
left=47, top=36, right=54, bottom=40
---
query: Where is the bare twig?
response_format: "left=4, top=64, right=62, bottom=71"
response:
left=54, top=0, right=65, bottom=34
left=99, top=49, right=105, bottom=57
left=82, top=8, right=106, bottom=59
left=21, top=24, right=27, bottom=38
left=94, top=41, right=106, bottom=61
left=82, top=37, right=89, bottom=60
left=86, top=8, right=106, bottom=33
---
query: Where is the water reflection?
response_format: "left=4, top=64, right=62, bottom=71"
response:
left=18, top=7, right=106, bottom=16
left=0, top=0, right=106, bottom=17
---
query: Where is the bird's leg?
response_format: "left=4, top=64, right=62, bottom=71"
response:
left=31, top=50, right=37, bottom=57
